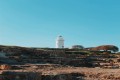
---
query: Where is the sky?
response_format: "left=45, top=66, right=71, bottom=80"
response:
left=0, top=0, right=120, bottom=48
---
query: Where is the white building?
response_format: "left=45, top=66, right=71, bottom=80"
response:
left=71, top=45, right=84, bottom=49
left=56, top=36, right=64, bottom=48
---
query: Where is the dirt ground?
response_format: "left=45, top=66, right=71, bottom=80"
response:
left=1, top=66, right=120, bottom=80
left=40, top=67, right=120, bottom=80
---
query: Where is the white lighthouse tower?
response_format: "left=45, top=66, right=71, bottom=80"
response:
left=56, top=36, right=64, bottom=48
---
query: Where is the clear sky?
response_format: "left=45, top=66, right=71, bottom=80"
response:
left=0, top=0, right=120, bottom=48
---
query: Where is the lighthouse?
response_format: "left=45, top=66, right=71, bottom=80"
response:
left=56, top=36, right=64, bottom=48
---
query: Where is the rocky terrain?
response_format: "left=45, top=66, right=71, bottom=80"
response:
left=0, top=45, right=120, bottom=80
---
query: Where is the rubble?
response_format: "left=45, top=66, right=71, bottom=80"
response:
left=0, top=64, right=11, bottom=70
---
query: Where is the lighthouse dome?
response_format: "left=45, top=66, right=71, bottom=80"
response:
left=57, top=36, right=64, bottom=41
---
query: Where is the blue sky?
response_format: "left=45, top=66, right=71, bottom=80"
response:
left=0, top=0, right=120, bottom=48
